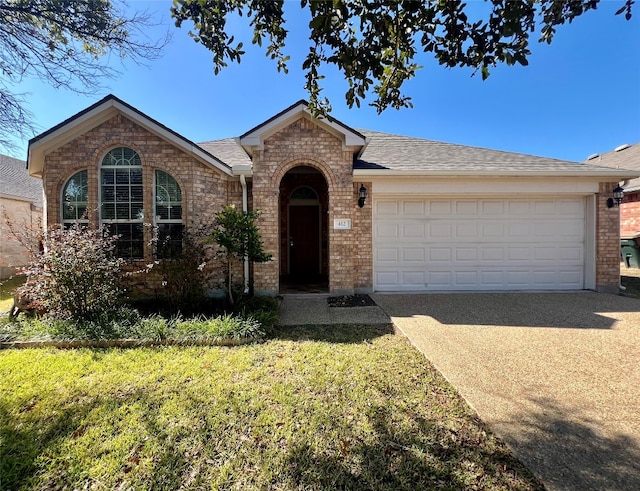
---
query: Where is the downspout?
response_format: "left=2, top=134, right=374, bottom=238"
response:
left=240, top=174, right=250, bottom=294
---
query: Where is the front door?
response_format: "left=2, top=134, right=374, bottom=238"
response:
left=289, top=205, right=320, bottom=277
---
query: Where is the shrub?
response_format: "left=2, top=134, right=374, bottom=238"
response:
left=19, top=223, right=123, bottom=322
left=154, top=230, right=208, bottom=313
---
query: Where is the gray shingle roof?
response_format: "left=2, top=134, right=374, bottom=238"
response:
left=355, top=130, right=624, bottom=174
left=584, top=143, right=640, bottom=192
left=198, top=138, right=252, bottom=167
left=198, top=129, right=637, bottom=178
left=199, top=129, right=640, bottom=181
left=0, top=154, right=43, bottom=207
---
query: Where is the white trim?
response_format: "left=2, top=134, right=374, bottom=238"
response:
left=372, top=178, right=600, bottom=196
left=355, top=168, right=640, bottom=179
left=239, top=103, right=365, bottom=153
left=584, top=195, right=596, bottom=290
left=29, top=98, right=233, bottom=178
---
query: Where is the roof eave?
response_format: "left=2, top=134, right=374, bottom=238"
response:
left=353, top=169, right=640, bottom=179
left=28, top=95, right=233, bottom=178
left=238, top=101, right=366, bottom=155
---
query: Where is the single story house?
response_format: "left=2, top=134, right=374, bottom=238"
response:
left=0, top=154, right=43, bottom=279
left=586, top=143, right=640, bottom=237
left=27, top=95, right=638, bottom=295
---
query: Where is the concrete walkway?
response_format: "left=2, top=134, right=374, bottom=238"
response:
left=371, top=292, right=640, bottom=491
left=279, top=291, right=640, bottom=490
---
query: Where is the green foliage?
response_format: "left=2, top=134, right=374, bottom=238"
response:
left=154, top=230, right=208, bottom=313
left=171, top=0, right=634, bottom=114
left=175, top=314, right=265, bottom=341
left=0, top=0, right=166, bottom=152
left=19, top=223, right=123, bottom=322
left=1, top=304, right=275, bottom=343
left=208, top=204, right=272, bottom=305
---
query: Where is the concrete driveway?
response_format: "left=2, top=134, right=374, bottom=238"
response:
left=371, top=292, right=640, bottom=491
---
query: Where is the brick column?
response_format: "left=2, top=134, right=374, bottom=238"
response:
left=595, top=182, right=621, bottom=293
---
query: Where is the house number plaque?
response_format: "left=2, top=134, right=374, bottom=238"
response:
left=333, top=218, right=352, bottom=230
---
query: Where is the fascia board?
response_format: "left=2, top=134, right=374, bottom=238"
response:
left=240, top=104, right=366, bottom=148
left=29, top=98, right=233, bottom=177
left=353, top=169, right=640, bottom=179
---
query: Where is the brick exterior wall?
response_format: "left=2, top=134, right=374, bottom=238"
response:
left=250, top=116, right=372, bottom=295
left=596, top=182, right=622, bottom=293
left=0, top=198, right=42, bottom=279
left=41, top=114, right=239, bottom=294
left=38, top=109, right=622, bottom=297
left=620, top=192, right=640, bottom=236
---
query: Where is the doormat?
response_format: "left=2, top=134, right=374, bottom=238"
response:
left=327, top=294, right=377, bottom=308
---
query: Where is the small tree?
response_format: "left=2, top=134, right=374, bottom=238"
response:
left=20, top=223, right=123, bottom=321
left=208, top=205, right=271, bottom=305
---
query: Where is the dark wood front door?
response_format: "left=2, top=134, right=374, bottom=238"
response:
left=289, top=205, right=320, bottom=276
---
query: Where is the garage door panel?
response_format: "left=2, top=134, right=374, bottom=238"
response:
left=374, top=197, right=585, bottom=291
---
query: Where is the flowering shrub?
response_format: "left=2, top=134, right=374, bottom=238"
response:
left=19, top=223, right=123, bottom=322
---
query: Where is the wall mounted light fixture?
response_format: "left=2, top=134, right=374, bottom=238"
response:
left=358, top=184, right=367, bottom=208
left=607, top=185, right=624, bottom=208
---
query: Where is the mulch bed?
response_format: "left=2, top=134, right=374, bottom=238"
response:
left=327, top=294, right=377, bottom=308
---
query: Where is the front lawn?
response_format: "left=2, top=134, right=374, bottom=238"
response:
left=0, top=325, right=542, bottom=490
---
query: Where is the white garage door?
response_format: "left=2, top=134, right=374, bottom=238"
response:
left=374, top=197, right=586, bottom=291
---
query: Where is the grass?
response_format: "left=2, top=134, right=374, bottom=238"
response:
left=0, top=325, right=543, bottom=490
left=0, top=276, right=25, bottom=312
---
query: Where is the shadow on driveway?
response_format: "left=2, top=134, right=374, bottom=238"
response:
left=372, top=291, right=640, bottom=490
left=372, top=291, right=640, bottom=329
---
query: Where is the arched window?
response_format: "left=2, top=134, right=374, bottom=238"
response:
left=155, top=170, right=183, bottom=257
left=290, top=186, right=318, bottom=201
left=100, top=147, right=144, bottom=259
left=61, top=170, right=88, bottom=227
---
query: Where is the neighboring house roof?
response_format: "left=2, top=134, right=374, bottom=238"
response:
left=28, top=94, right=233, bottom=178
left=0, top=154, right=43, bottom=208
left=584, top=143, right=640, bottom=192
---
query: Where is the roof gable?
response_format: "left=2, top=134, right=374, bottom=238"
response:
left=28, top=94, right=232, bottom=177
left=238, top=100, right=366, bottom=152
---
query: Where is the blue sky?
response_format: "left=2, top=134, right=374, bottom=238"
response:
left=11, top=0, right=640, bottom=162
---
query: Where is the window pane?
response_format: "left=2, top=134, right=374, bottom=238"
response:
left=102, top=169, right=115, bottom=185
left=169, top=205, right=182, bottom=220
left=156, top=205, right=169, bottom=220
left=109, top=223, right=144, bottom=259
left=62, top=170, right=88, bottom=221
left=115, top=168, right=130, bottom=184
left=155, top=170, right=182, bottom=221
left=131, top=186, right=143, bottom=201
left=116, top=203, right=130, bottom=220
left=102, top=203, right=115, bottom=220
left=130, top=168, right=143, bottom=184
